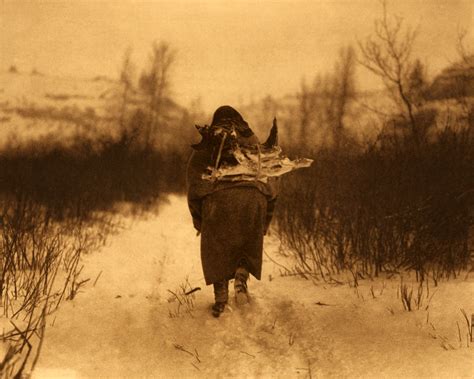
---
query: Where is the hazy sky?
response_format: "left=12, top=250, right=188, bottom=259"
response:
left=1, top=0, right=472, bottom=109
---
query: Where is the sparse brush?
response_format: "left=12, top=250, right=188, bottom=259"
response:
left=0, top=41, right=190, bottom=376
left=266, top=73, right=470, bottom=283
left=457, top=321, right=462, bottom=347
left=400, top=283, right=413, bottom=311
left=370, top=285, right=376, bottom=299
left=348, top=268, right=359, bottom=288
left=0, top=196, right=115, bottom=378
left=167, top=277, right=200, bottom=318
left=173, top=343, right=201, bottom=369
left=0, top=122, right=189, bottom=222
left=415, top=280, right=424, bottom=310
left=275, top=117, right=473, bottom=282
left=399, top=279, right=432, bottom=312
left=460, top=308, right=473, bottom=346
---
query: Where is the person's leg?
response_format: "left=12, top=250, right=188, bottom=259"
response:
left=234, top=259, right=250, bottom=305
left=212, top=280, right=228, bottom=317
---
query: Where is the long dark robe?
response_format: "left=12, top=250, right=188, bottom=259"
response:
left=201, top=187, right=267, bottom=284
left=186, top=135, right=279, bottom=285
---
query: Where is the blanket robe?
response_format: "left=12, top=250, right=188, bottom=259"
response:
left=186, top=135, right=279, bottom=285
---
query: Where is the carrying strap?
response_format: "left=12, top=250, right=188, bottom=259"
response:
left=211, top=132, right=228, bottom=180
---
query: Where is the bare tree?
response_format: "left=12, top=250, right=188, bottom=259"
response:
left=358, top=0, right=421, bottom=147
left=456, top=27, right=473, bottom=65
left=406, top=59, right=428, bottom=107
left=297, top=78, right=316, bottom=149
left=293, top=46, right=356, bottom=151
left=330, top=46, right=357, bottom=149
left=139, top=41, right=176, bottom=147
left=118, top=47, right=135, bottom=130
left=455, top=28, right=474, bottom=137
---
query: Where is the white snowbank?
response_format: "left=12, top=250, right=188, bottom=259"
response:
left=34, top=195, right=474, bottom=378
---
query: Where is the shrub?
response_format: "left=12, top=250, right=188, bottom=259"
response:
left=275, top=124, right=473, bottom=282
left=0, top=196, right=112, bottom=378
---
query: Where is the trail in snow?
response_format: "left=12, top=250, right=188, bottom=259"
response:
left=34, top=195, right=474, bottom=378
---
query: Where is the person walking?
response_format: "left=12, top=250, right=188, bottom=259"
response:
left=186, top=105, right=279, bottom=317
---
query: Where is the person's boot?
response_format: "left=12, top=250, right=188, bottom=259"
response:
left=212, top=280, right=228, bottom=317
left=234, top=266, right=250, bottom=306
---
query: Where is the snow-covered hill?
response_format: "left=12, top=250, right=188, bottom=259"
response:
left=0, top=71, right=117, bottom=148
left=0, top=71, right=190, bottom=151
left=33, top=195, right=473, bottom=378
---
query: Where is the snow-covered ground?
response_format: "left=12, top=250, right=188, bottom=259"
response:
left=34, top=195, right=473, bottom=378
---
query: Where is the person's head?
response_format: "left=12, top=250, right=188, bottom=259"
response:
left=191, top=105, right=254, bottom=151
left=210, top=105, right=253, bottom=138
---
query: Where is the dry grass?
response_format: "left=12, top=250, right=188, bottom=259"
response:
left=275, top=122, right=473, bottom=283
left=167, top=278, right=200, bottom=318
left=0, top=197, right=115, bottom=378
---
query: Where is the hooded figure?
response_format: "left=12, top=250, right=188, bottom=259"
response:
left=186, top=105, right=279, bottom=317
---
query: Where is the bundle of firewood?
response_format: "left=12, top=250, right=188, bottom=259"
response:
left=199, top=119, right=313, bottom=183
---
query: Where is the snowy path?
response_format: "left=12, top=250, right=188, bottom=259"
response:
left=35, top=196, right=474, bottom=378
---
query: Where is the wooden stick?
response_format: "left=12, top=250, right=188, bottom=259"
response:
left=212, top=132, right=227, bottom=180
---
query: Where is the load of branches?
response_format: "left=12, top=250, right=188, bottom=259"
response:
left=195, top=119, right=313, bottom=183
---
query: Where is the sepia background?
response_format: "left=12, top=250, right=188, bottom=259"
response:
left=0, top=0, right=473, bottom=378
left=2, top=0, right=473, bottom=108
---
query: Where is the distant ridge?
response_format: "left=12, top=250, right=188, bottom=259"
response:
left=2, top=68, right=117, bottom=84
